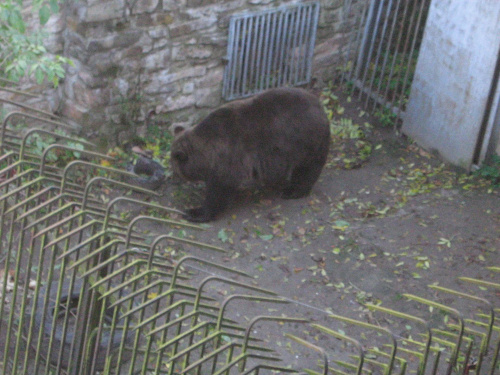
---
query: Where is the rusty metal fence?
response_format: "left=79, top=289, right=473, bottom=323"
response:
left=0, top=86, right=499, bottom=374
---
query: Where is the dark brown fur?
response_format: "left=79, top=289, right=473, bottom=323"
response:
left=171, top=87, right=330, bottom=222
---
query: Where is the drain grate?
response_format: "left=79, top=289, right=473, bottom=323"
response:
left=223, top=1, right=320, bottom=101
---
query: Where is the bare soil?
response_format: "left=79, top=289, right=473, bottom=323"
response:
left=151, top=90, right=500, bottom=373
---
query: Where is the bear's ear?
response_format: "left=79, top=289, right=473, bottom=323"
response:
left=173, top=125, right=186, bottom=136
left=172, top=151, right=188, bottom=163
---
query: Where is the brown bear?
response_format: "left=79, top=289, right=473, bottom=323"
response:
left=171, top=87, right=330, bottom=222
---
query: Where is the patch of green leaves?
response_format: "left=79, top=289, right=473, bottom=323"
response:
left=0, top=0, right=72, bottom=86
left=321, top=87, right=374, bottom=170
left=374, top=106, right=398, bottom=127
left=475, top=155, right=500, bottom=188
left=330, top=118, right=367, bottom=140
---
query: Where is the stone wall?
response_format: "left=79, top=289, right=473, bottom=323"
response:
left=26, top=0, right=349, bottom=145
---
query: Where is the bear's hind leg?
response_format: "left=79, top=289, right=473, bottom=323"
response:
left=282, top=163, right=324, bottom=199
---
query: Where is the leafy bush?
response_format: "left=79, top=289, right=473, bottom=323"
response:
left=0, top=0, right=72, bottom=86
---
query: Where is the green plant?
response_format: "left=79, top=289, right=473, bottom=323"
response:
left=374, top=106, right=398, bottom=127
left=0, top=0, right=73, bottom=86
left=370, top=52, right=418, bottom=102
left=475, top=154, right=500, bottom=187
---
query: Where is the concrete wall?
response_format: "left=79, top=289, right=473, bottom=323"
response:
left=402, top=0, right=500, bottom=169
left=29, top=0, right=348, bottom=145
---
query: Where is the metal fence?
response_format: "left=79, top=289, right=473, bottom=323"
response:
left=0, top=86, right=499, bottom=374
left=0, top=90, right=316, bottom=374
left=223, top=1, right=320, bottom=101
left=340, top=0, right=431, bottom=126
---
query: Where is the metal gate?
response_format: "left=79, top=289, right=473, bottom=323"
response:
left=223, top=1, right=320, bottom=101
left=340, top=0, right=431, bottom=126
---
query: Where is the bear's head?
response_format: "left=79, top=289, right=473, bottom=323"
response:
left=170, top=126, right=208, bottom=182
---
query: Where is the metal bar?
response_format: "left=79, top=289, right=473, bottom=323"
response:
left=367, top=348, right=408, bottom=375
left=344, top=0, right=371, bottom=85
left=367, top=303, right=432, bottom=375
left=366, top=0, right=394, bottom=108
left=429, top=284, right=495, bottom=374
left=305, top=3, right=320, bottom=85
left=223, top=15, right=237, bottom=99
left=241, top=16, right=253, bottom=97
left=192, top=275, right=277, bottom=315
left=404, top=294, right=465, bottom=375
left=179, top=342, right=236, bottom=375
left=330, top=312, right=397, bottom=375
left=123, top=215, right=205, bottom=248
left=19, top=127, right=95, bottom=161
left=235, top=17, right=248, bottom=98
left=280, top=7, right=293, bottom=87
left=239, top=316, right=310, bottom=371
left=395, top=0, right=429, bottom=120
left=489, top=336, right=500, bottom=375
left=259, top=12, right=270, bottom=92
left=277, top=8, right=289, bottom=88
left=359, top=0, right=384, bottom=101
left=39, top=145, right=111, bottom=176
left=353, top=0, right=377, bottom=90
left=390, top=0, right=418, bottom=110
left=16, top=187, right=52, bottom=373
left=255, top=13, right=266, bottom=93
left=248, top=14, right=260, bottom=96
left=285, top=334, right=329, bottom=375
left=223, top=2, right=319, bottom=100
left=229, top=16, right=239, bottom=99
left=0, top=102, right=66, bottom=153
left=0, top=85, right=41, bottom=98
left=240, top=364, right=300, bottom=375
left=312, top=323, right=365, bottom=375
left=296, top=4, right=307, bottom=83
left=101, top=199, right=206, bottom=374
left=373, top=0, right=403, bottom=111
left=270, top=10, right=283, bottom=90
left=383, top=0, right=410, bottom=106
left=3, top=182, right=41, bottom=371
left=133, top=299, right=205, bottom=333
left=265, top=12, right=277, bottom=91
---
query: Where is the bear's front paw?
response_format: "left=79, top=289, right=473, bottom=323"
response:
left=184, top=207, right=213, bottom=223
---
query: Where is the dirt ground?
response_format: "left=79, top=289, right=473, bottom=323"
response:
left=1, top=88, right=497, bottom=373
left=153, top=90, right=500, bottom=373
